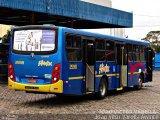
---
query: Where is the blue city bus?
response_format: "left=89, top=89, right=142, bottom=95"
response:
left=8, top=25, right=154, bottom=99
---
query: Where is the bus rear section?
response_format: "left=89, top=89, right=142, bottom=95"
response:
left=8, top=26, right=63, bottom=94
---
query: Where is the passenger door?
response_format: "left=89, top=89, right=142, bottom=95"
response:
left=146, top=47, right=154, bottom=82
left=83, top=39, right=95, bottom=93
left=116, top=44, right=128, bottom=90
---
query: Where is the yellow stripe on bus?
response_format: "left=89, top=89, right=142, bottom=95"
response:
left=69, top=74, right=120, bottom=80
left=69, top=76, right=85, bottom=80
left=96, top=74, right=119, bottom=78
left=68, top=72, right=140, bottom=80
left=128, top=72, right=141, bottom=75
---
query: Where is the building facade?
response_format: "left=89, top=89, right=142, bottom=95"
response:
left=0, top=24, right=11, bottom=38
left=80, top=0, right=112, bottom=7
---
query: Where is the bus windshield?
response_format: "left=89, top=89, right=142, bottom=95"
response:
left=13, top=29, right=56, bottom=52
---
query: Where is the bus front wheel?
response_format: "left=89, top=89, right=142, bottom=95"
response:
left=97, top=78, right=107, bottom=99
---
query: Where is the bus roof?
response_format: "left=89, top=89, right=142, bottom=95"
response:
left=12, top=25, right=150, bottom=46
left=61, top=27, right=150, bottom=46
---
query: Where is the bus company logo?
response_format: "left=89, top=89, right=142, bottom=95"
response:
left=129, top=62, right=144, bottom=79
left=38, top=60, right=52, bottom=67
left=99, top=63, right=110, bottom=74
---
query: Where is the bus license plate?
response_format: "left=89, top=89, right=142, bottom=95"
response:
left=28, top=78, right=37, bottom=83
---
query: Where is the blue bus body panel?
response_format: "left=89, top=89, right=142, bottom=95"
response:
left=63, top=62, right=85, bottom=95
left=60, top=27, right=87, bottom=95
left=63, top=79, right=84, bottom=95
left=95, top=62, right=120, bottom=91
left=60, top=27, right=150, bottom=94
left=10, top=54, right=57, bottom=84
left=9, top=28, right=63, bottom=85
left=128, top=62, right=146, bottom=86
left=59, top=27, right=85, bottom=95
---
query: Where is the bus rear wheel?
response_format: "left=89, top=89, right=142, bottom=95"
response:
left=97, top=78, right=107, bottom=99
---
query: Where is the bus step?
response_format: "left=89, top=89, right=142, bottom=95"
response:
left=117, top=87, right=123, bottom=91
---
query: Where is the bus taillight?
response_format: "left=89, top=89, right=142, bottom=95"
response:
left=8, top=63, right=15, bottom=81
left=52, top=63, right=60, bottom=84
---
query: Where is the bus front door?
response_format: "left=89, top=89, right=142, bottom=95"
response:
left=146, top=47, right=154, bottom=82
left=84, top=40, right=95, bottom=93
left=116, top=44, right=128, bottom=90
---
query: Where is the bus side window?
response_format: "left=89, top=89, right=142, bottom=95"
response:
left=132, top=45, right=136, bottom=61
left=123, top=46, right=128, bottom=65
left=136, top=45, right=140, bottom=61
left=127, top=44, right=133, bottom=62
left=106, top=41, right=115, bottom=61
left=116, top=44, right=121, bottom=64
left=96, top=39, right=105, bottom=61
left=140, top=46, right=145, bottom=61
left=66, top=34, right=82, bottom=61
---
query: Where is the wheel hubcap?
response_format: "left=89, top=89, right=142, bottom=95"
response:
left=138, top=78, right=142, bottom=88
left=100, top=82, right=106, bottom=96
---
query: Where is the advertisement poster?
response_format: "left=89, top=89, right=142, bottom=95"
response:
left=14, top=30, right=55, bottom=51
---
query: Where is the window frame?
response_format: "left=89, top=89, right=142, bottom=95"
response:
left=65, top=34, right=82, bottom=62
left=12, top=26, right=58, bottom=55
left=95, top=39, right=115, bottom=62
left=95, top=39, right=106, bottom=62
left=105, top=40, right=115, bottom=62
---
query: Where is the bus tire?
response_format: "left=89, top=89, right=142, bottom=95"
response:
left=134, top=76, right=143, bottom=90
left=97, top=78, right=107, bottom=99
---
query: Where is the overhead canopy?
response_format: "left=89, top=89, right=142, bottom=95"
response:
left=0, top=0, right=133, bottom=28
